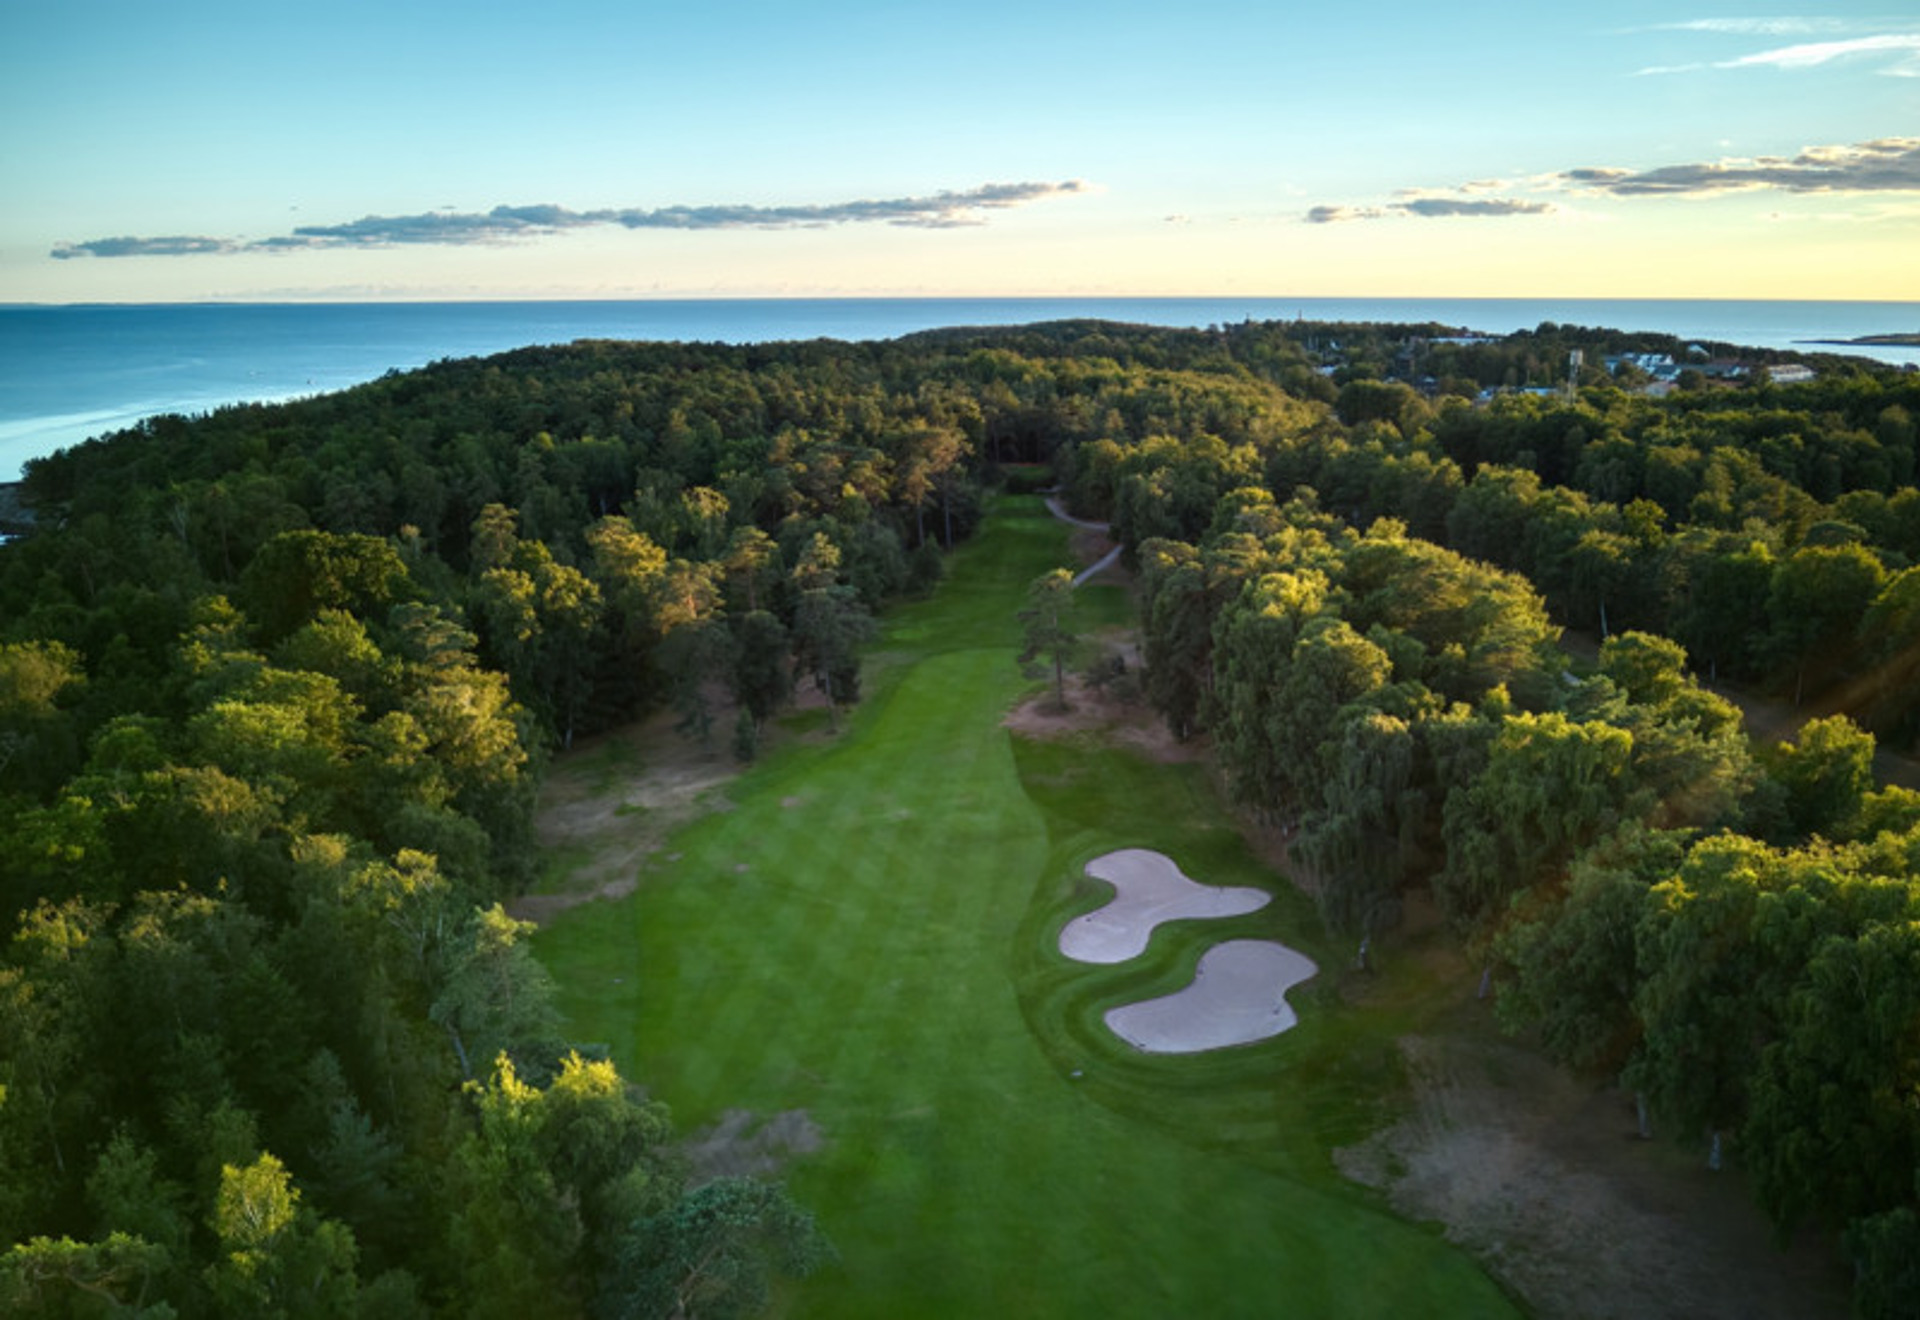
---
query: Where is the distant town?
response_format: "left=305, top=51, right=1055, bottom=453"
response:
left=1285, top=318, right=1904, bottom=413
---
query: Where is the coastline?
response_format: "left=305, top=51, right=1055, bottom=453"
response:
left=7, top=298, right=1920, bottom=480
left=1805, top=333, right=1920, bottom=347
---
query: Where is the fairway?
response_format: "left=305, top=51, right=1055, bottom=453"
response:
left=536, top=496, right=1518, bottom=1318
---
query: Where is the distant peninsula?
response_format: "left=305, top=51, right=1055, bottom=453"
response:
left=1805, top=331, right=1920, bottom=346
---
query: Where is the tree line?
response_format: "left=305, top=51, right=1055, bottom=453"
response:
left=1054, top=329, right=1920, bottom=1316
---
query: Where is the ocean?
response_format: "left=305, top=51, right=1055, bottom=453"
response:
left=4, top=297, right=1919, bottom=480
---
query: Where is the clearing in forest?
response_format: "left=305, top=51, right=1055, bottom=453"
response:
left=534, top=495, right=1520, bottom=1318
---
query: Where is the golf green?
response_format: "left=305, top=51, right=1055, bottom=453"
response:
left=535, top=495, right=1517, bottom=1318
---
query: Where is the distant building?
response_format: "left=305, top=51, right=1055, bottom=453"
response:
left=1605, top=353, right=1687, bottom=388
left=1767, top=364, right=1816, bottom=384
left=1473, top=386, right=1563, bottom=405
left=1605, top=352, right=1676, bottom=375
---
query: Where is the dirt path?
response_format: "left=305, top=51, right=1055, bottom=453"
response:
left=1043, top=493, right=1109, bottom=532
left=1043, top=493, right=1126, bottom=587
left=1073, top=543, right=1122, bottom=586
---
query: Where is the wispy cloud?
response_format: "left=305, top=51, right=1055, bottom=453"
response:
left=1559, top=137, right=1920, bottom=197
left=1303, top=197, right=1552, bottom=224
left=51, top=235, right=240, bottom=258
left=1305, top=205, right=1381, bottom=224
left=1719, top=32, right=1920, bottom=71
left=1398, top=197, right=1554, bottom=219
left=1639, top=29, right=1920, bottom=75
left=1652, top=18, right=1846, bottom=37
left=51, top=181, right=1090, bottom=258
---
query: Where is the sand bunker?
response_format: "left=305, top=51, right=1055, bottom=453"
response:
left=1105, top=939, right=1319, bottom=1054
left=1058, top=848, right=1271, bottom=964
left=1057, top=849, right=1314, bottom=1052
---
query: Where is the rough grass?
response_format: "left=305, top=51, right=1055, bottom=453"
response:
left=535, top=496, right=1518, bottom=1318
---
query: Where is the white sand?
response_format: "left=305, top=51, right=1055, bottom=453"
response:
left=1104, top=939, right=1319, bottom=1054
left=1058, top=848, right=1271, bottom=964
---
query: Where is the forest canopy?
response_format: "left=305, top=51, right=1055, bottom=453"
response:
left=2, top=317, right=1918, bottom=1314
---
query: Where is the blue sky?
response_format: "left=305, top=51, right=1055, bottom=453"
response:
left=4, top=2, right=1917, bottom=301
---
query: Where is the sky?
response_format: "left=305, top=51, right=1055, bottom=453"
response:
left=3, top=2, right=1918, bottom=303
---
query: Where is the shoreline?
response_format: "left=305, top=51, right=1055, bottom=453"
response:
left=1804, top=333, right=1920, bottom=347
left=8, top=303, right=1920, bottom=479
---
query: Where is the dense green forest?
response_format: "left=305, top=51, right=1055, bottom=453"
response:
left=2, top=319, right=1918, bottom=1315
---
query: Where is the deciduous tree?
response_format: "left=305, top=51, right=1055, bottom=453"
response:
left=1017, top=569, right=1079, bottom=712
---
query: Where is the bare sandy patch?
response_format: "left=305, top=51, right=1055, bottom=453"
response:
left=1003, top=658, right=1202, bottom=765
left=681, top=1108, right=826, bottom=1184
left=1105, top=938, right=1319, bottom=1053
left=1060, top=848, right=1271, bottom=963
left=515, top=706, right=738, bottom=924
left=1336, top=1008, right=1849, bottom=1319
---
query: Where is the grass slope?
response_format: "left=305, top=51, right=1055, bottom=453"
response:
left=536, top=496, right=1518, bottom=1318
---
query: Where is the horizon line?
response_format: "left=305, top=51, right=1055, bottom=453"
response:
left=7, top=293, right=1920, bottom=310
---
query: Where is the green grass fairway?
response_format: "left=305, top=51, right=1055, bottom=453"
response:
left=536, top=496, right=1518, bottom=1318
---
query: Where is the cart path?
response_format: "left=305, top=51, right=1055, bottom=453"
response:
left=1044, top=494, right=1124, bottom=586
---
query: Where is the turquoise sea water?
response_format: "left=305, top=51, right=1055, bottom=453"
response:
left=4, top=297, right=1919, bottom=479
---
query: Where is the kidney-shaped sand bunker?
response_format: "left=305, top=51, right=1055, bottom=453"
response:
left=1057, top=848, right=1271, bottom=964
left=1103, top=938, right=1319, bottom=1054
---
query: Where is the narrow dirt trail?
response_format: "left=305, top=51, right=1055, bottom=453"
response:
left=1042, top=494, right=1124, bottom=585
left=1042, top=493, right=1108, bottom=532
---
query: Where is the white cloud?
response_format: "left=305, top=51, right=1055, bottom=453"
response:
left=1654, top=18, right=1845, bottom=37
left=1639, top=29, right=1920, bottom=76
left=1722, top=32, right=1920, bottom=71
